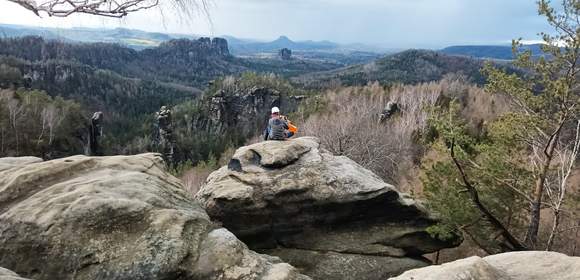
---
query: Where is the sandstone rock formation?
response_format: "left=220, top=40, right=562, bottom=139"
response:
left=390, top=251, right=580, bottom=280
left=154, top=106, right=176, bottom=163
left=87, top=111, right=104, bottom=156
left=158, top=37, right=231, bottom=59
left=209, top=38, right=231, bottom=57
left=193, top=86, right=305, bottom=138
left=279, top=48, right=292, bottom=60
left=0, top=154, right=310, bottom=280
left=196, top=137, right=461, bottom=279
left=0, top=267, right=31, bottom=280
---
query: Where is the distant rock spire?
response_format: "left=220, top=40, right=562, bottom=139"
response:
left=154, top=106, right=175, bottom=165
left=87, top=111, right=104, bottom=156
left=279, top=48, right=292, bottom=60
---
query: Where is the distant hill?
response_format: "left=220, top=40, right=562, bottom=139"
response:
left=441, top=44, right=544, bottom=60
left=0, top=36, right=238, bottom=88
left=228, top=35, right=386, bottom=65
left=230, top=35, right=339, bottom=54
left=0, top=24, right=182, bottom=50
left=0, top=36, right=340, bottom=87
left=0, top=24, right=385, bottom=65
left=295, top=49, right=491, bottom=87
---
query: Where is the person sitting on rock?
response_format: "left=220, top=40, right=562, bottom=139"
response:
left=264, top=107, right=295, bottom=140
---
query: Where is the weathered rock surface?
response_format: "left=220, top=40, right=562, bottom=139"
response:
left=264, top=248, right=429, bottom=280
left=0, top=157, right=43, bottom=171
left=193, top=85, right=304, bottom=139
left=0, top=154, right=310, bottom=280
left=0, top=267, right=31, bottom=280
left=196, top=137, right=460, bottom=279
left=390, top=251, right=580, bottom=280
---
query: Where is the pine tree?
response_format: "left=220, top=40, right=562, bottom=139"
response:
left=424, top=0, right=580, bottom=251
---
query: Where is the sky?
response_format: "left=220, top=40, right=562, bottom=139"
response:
left=0, top=0, right=553, bottom=49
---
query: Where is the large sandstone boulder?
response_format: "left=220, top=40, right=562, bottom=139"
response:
left=196, top=137, right=460, bottom=279
left=0, top=154, right=310, bottom=280
left=390, top=251, right=580, bottom=280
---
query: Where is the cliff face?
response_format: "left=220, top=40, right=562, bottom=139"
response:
left=193, top=86, right=305, bottom=140
left=141, top=37, right=232, bottom=66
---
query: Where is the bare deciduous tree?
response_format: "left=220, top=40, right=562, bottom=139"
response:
left=300, top=81, right=442, bottom=186
left=7, top=0, right=208, bottom=18
left=39, top=104, right=66, bottom=146
left=545, top=120, right=580, bottom=250
left=6, top=97, right=24, bottom=156
left=482, top=0, right=580, bottom=248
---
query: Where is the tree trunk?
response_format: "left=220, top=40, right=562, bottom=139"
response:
left=525, top=125, right=562, bottom=248
left=0, top=127, right=4, bottom=155
left=545, top=210, right=560, bottom=251
left=450, top=140, right=527, bottom=251
left=13, top=123, right=19, bottom=156
left=573, top=222, right=580, bottom=256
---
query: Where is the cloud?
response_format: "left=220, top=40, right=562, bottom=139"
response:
left=0, top=0, right=551, bottom=48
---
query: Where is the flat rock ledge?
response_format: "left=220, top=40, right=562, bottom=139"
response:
left=0, top=267, right=31, bottom=280
left=390, top=251, right=580, bottom=280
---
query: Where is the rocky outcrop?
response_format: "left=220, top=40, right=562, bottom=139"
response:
left=0, top=267, right=31, bottom=280
left=209, top=38, right=230, bottom=57
left=193, top=86, right=304, bottom=138
left=196, top=137, right=461, bottom=279
left=390, top=251, right=580, bottom=280
left=0, top=154, right=310, bottom=280
left=148, top=37, right=231, bottom=59
left=279, top=48, right=292, bottom=60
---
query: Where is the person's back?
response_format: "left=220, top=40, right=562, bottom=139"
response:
left=268, top=117, right=287, bottom=140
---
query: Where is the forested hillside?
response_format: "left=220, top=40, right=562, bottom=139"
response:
left=0, top=36, right=514, bottom=163
left=441, top=44, right=544, bottom=60
left=0, top=24, right=385, bottom=65
left=0, top=36, right=342, bottom=155
left=0, top=88, right=86, bottom=158
left=295, top=49, right=491, bottom=87
left=0, top=36, right=341, bottom=87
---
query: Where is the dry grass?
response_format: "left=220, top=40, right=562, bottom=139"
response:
left=181, top=166, right=214, bottom=197
left=180, top=145, right=236, bottom=197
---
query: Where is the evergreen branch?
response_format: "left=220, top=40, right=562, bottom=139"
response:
left=450, top=139, right=528, bottom=251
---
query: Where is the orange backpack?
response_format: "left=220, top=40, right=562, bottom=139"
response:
left=288, top=121, right=298, bottom=133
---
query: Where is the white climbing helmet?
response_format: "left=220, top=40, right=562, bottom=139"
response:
left=271, top=107, right=280, bottom=114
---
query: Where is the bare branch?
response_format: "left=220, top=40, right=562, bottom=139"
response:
left=6, top=0, right=207, bottom=18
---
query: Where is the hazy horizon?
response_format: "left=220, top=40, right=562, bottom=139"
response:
left=0, top=0, right=553, bottom=49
